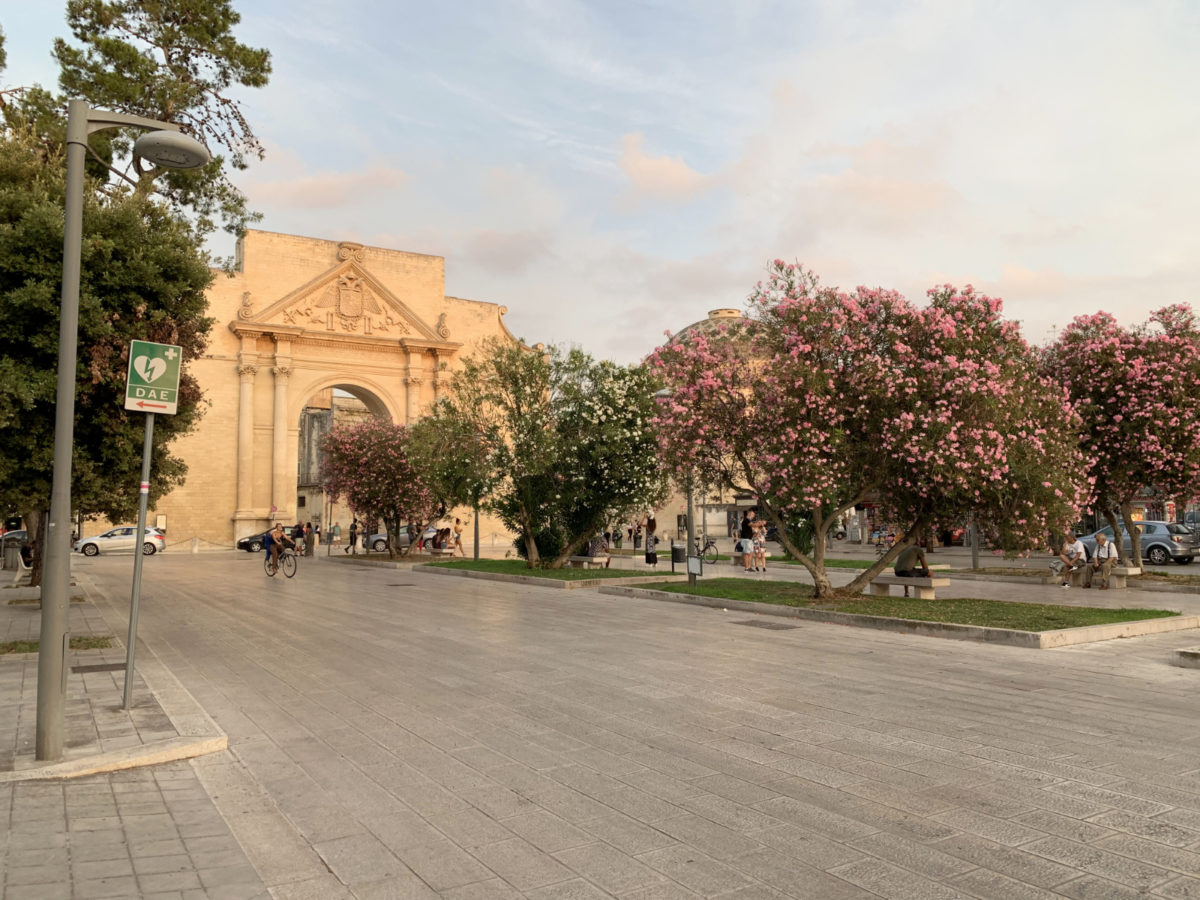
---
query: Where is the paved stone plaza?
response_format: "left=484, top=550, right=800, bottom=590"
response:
left=4, top=550, right=1200, bottom=899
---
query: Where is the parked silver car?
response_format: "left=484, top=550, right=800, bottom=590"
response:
left=1078, top=520, right=1197, bottom=566
left=368, top=526, right=438, bottom=552
left=74, top=526, right=165, bottom=556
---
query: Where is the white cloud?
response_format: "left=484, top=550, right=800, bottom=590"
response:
left=616, top=133, right=713, bottom=209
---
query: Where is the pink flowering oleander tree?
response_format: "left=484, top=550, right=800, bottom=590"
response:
left=1044, top=306, right=1200, bottom=565
left=320, top=418, right=436, bottom=560
left=650, top=262, right=1089, bottom=598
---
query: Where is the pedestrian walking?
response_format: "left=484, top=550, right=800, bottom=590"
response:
left=304, top=522, right=316, bottom=557
left=331, top=522, right=342, bottom=550
left=453, top=517, right=465, bottom=556
left=347, top=520, right=358, bottom=554
left=644, top=517, right=659, bottom=570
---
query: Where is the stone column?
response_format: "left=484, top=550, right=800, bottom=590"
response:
left=271, top=339, right=293, bottom=520
left=432, top=351, right=444, bottom=406
left=235, top=362, right=257, bottom=514
left=405, top=349, right=425, bottom=424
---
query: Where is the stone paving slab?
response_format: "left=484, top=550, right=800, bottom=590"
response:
left=420, top=563, right=686, bottom=590
left=28, top=551, right=1200, bottom=898
left=0, top=585, right=227, bottom=780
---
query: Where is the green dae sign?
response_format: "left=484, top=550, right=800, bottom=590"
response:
left=124, top=340, right=182, bottom=415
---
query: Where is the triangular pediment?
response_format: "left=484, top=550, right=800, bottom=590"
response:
left=247, top=257, right=442, bottom=341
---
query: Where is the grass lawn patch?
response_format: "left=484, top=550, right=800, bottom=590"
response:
left=956, top=566, right=1200, bottom=588
left=774, top=557, right=877, bottom=569
left=0, top=636, right=113, bottom=655
left=651, top=578, right=1178, bottom=631
left=954, top=566, right=1049, bottom=577
left=430, top=559, right=682, bottom=580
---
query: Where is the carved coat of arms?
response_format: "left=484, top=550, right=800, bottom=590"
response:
left=316, top=274, right=382, bottom=328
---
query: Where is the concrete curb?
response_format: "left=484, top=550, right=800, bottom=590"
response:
left=598, top=586, right=1200, bottom=649
left=418, top=564, right=685, bottom=590
left=1172, top=647, right=1200, bottom=668
left=948, top=570, right=1200, bottom=595
left=0, top=735, right=227, bottom=782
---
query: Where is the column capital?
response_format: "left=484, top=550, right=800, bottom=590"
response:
left=273, top=365, right=291, bottom=380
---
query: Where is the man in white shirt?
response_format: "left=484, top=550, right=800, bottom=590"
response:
left=1057, top=532, right=1087, bottom=588
left=1085, top=532, right=1118, bottom=589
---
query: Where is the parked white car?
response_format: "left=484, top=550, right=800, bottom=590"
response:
left=74, top=527, right=165, bottom=556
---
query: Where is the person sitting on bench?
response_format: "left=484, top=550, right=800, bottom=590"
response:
left=894, top=542, right=930, bottom=578
left=893, top=542, right=930, bottom=597
left=1054, top=531, right=1087, bottom=588
left=1085, top=531, right=1118, bottom=589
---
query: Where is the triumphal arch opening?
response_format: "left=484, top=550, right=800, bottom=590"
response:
left=153, top=230, right=517, bottom=548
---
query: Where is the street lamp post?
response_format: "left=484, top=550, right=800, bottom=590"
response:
left=38, top=100, right=209, bottom=761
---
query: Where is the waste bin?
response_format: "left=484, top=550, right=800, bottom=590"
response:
left=3, top=543, right=22, bottom=570
left=634, top=535, right=642, bottom=549
left=671, top=543, right=687, bottom=564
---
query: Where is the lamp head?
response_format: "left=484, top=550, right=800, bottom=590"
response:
left=132, top=130, right=210, bottom=169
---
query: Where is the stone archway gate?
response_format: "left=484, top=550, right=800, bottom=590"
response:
left=149, top=231, right=515, bottom=548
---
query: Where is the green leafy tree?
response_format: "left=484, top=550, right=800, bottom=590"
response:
left=431, top=339, right=668, bottom=568
left=408, top=403, right=494, bottom=557
left=0, top=127, right=213, bottom=582
left=319, top=418, right=436, bottom=559
left=7, top=0, right=271, bottom=241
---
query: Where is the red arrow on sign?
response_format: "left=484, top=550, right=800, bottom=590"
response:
left=136, top=401, right=168, bottom=409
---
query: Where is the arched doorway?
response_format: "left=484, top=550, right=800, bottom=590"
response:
left=295, top=383, right=389, bottom=541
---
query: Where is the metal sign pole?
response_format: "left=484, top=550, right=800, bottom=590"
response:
left=123, top=413, right=154, bottom=709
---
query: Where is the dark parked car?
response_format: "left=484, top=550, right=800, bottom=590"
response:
left=236, top=530, right=271, bottom=552
left=1079, top=521, right=1198, bottom=566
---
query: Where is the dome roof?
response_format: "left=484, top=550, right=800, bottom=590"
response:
left=671, top=308, right=748, bottom=342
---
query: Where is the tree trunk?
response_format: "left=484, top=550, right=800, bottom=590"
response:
left=27, top=509, right=45, bottom=588
left=1120, top=502, right=1142, bottom=567
left=550, top=531, right=593, bottom=570
left=1101, top=508, right=1127, bottom=565
left=522, top=532, right=539, bottom=567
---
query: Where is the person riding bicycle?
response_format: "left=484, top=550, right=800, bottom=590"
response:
left=265, top=523, right=296, bottom=575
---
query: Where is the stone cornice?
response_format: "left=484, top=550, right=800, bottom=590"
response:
left=228, top=320, right=459, bottom=354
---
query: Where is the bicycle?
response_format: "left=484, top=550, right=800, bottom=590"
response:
left=692, top=537, right=720, bottom=565
left=264, top=545, right=297, bottom=578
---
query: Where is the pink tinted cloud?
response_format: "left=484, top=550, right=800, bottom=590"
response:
left=249, top=164, right=408, bottom=210
left=617, top=133, right=712, bottom=208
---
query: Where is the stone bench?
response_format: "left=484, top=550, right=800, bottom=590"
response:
left=1041, top=565, right=1140, bottom=589
left=868, top=575, right=951, bottom=600
left=568, top=555, right=609, bottom=569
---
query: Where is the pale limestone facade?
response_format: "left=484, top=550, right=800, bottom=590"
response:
left=150, top=230, right=517, bottom=549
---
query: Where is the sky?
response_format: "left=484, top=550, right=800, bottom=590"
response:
left=4, top=0, right=1199, bottom=362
